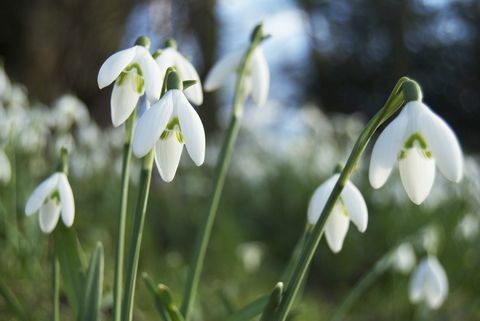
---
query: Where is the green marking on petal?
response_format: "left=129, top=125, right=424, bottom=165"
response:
left=176, top=131, right=183, bottom=144
left=404, top=132, right=427, bottom=149
left=47, top=190, right=61, bottom=205
left=337, top=197, right=349, bottom=218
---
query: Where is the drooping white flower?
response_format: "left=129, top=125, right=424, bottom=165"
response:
left=391, top=242, right=416, bottom=274
left=0, top=149, right=11, bottom=184
left=409, top=256, right=448, bottom=309
left=132, top=89, right=205, bottom=182
left=98, top=45, right=161, bottom=127
left=307, top=174, right=368, bottom=253
left=204, top=46, right=269, bottom=107
left=369, top=100, right=463, bottom=205
left=25, top=172, right=75, bottom=233
left=155, top=46, right=203, bottom=105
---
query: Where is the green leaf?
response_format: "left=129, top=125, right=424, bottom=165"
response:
left=0, top=278, right=29, bottom=321
left=53, top=225, right=87, bottom=318
left=142, top=273, right=171, bottom=321
left=79, top=242, right=104, bottom=321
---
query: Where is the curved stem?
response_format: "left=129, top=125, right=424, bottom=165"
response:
left=272, top=77, right=412, bottom=321
left=113, top=113, right=136, bottom=321
left=180, top=27, right=266, bottom=321
left=121, top=151, right=155, bottom=321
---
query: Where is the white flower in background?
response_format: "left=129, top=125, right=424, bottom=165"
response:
left=369, top=100, right=463, bottom=205
left=307, top=174, right=368, bottom=253
left=25, top=172, right=74, bottom=233
left=53, top=94, right=90, bottom=130
left=236, top=242, right=265, bottom=273
left=0, top=149, right=11, bottom=184
left=204, top=46, right=269, bottom=107
left=0, top=64, right=12, bottom=101
left=455, top=214, right=479, bottom=241
left=391, top=242, right=416, bottom=274
left=98, top=44, right=161, bottom=127
left=132, top=89, right=205, bottom=182
left=155, top=44, right=203, bottom=105
left=409, top=256, right=448, bottom=309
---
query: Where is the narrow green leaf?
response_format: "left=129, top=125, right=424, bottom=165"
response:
left=158, top=284, right=184, bottom=321
left=79, top=242, right=104, bottom=321
left=225, top=295, right=269, bottom=321
left=259, top=282, right=283, bottom=321
left=0, top=278, right=29, bottom=321
left=53, top=225, right=87, bottom=318
left=142, top=273, right=171, bottom=321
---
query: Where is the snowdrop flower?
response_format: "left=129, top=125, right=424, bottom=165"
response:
left=409, top=256, right=448, bottom=309
left=307, top=174, right=368, bottom=253
left=132, top=71, right=205, bottom=182
left=154, top=40, right=203, bottom=105
left=25, top=172, right=74, bottom=233
left=369, top=100, right=463, bottom=205
left=97, top=37, right=161, bottom=127
left=0, top=149, right=11, bottom=184
left=391, top=242, right=416, bottom=274
left=204, top=27, right=269, bottom=107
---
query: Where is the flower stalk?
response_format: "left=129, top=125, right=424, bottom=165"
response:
left=113, top=112, right=136, bottom=321
left=180, top=24, right=268, bottom=320
left=272, top=77, right=421, bottom=321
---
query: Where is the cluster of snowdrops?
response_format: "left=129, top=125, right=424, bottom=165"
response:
left=3, top=23, right=471, bottom=321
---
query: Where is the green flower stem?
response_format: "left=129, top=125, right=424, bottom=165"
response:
left=180, top=24, right=267, bottom=321
left=113, top=112, right=136, bottom=321
left=272, top=77, right=419, bottom=321
left=121, top=150, right=155, bottom=321
left=52, top=248, right=60, bottom=321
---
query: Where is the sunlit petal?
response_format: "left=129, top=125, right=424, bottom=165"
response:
left=417, top=102, right=463, bottom=183
left=136, top=46, right=162, bottom=102
left=25, top=173, right=60, bottom=215
left=307, top=175, right=338, bottom=225
left=204, top=49, right=244, bottom=91
left=342, top=181, right=368, bottom=232
left=98, top=46, right=137, bottom=88
left=173, top=51, right=203, bottom=105
left=176, top=91, right=205, bottom=166
left=38, top=199, right=61, bottom=233
left=399, top=146, right=436, bottom=205
left=324, top=206, right=350, bottom=253
left=57, top=173, right=75, bottom=227
left=154, top=134, right=184, bottom=182
left=132, top=91, right=174, bottom=157
left=369, top=110, right=407, bottom=189
left=111, top=76, right=141, bottom=127
left=250, top=48, right=270, bottom=107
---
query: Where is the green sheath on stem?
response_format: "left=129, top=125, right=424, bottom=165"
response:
left=272, top=77, right=422, bottom=321
left=113, top=112, right=136, bottom=321
left=180, top=23, right=268, bottom=321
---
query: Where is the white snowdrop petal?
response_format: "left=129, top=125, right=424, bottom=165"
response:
left=418, top=103, right=463, bottom=183
left=369, top=110, right=408, bottom=189
left=204, top=49, right=244, bottom=91
left=177, top=54, right=203, bottom=105
left=98, top=46, right=137, bottom=88
left=324, top=206, right=350, bottom=253
left=155, top=48, right=177, bottom=88
left=250, top=48, right=270, bottom=107
left=176, top=91, right=205, bottom=166
left=307, top=175, right=338, bottom=225
left=425, top=257, right=448, bottom=309
left=38, top=199, right=61, bottom=233
left=136, top=47, right=162, bottom=102
left=409, top=259, right=428, bottom=303
left=132, top=91, right=174, bottom=157
left=154, top=135, right=184, bottom=182
left=57, top=173, right=75, bottom=227
left=110, top=77, right=141, bottom=127
left=342, top=181, right=368, bottom=232
left=399, top=146, right=436, bottom=205
left=25, top=173, right=60, bottom=215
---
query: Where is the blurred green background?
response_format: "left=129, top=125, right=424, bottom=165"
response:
left=0, top=0, right=480, bottom=320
